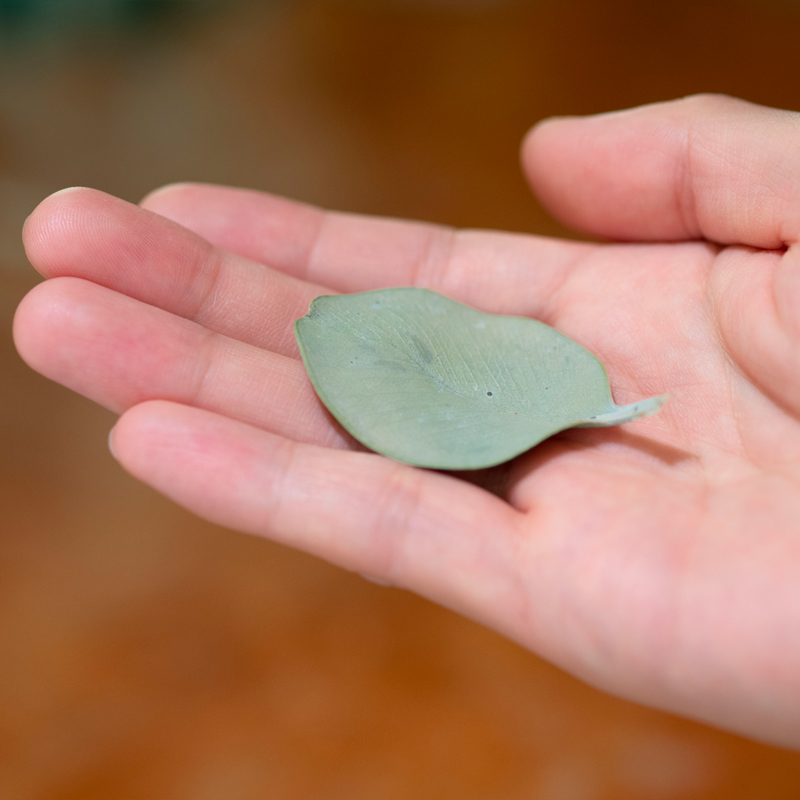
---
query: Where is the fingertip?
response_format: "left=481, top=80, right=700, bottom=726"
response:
left=12, top=278, right=72, bottom=372
left=519, top=115, right=579, bottom=195
left=138, top=181, right=202, bottom=213
left=111, top=401, right=271, bottom=518
left=11, top=281, right=39, bottom=364
left=520, top=114, right=576, bottom=156
left=22, top=187, right=79, bottom=271
left=111, top=400, right=181, bottom=476
left=520, top=113, right=611, bottom=238
left=22, top=187, right=124, bottom=277
left=12, top=277, right=128, bottom=398
left=23, top=186, right=102, bottom=235
left=114, top=399, right=254, bottom=467
left=137, top=182, right=246, bottom=239
left=521, top=100, right=695, bottom=241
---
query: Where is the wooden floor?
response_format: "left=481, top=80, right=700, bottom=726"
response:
left=3, top=1, right=800, bottom=797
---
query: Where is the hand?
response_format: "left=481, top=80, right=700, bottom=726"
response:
left=14, top=95, right=800, bottom=748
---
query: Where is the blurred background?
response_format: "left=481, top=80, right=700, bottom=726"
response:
left=3, top=1, right=800, bottom=798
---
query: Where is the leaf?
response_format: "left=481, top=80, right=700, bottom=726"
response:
left=294, top=288, right=668, bottom=470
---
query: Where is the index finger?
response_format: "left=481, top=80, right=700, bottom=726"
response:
left=140, top=182, right=593, bottom=316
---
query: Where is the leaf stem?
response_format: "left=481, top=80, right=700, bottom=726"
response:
left=576, top=394, right=670, bottom=428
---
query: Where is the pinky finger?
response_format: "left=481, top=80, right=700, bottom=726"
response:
left=111, top=400, right=523, bottom=628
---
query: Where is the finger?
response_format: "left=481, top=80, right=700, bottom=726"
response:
left=139, top=183, right=328, bottom=278
left=141, top=183, right=595, bottom=316
left=111, top=400, right=522, bottom=630
left=522, top=94, right=800, bottom=248
left=23, top=187, right=328, bottom=355
left=13, top=277, right=351, bottom=449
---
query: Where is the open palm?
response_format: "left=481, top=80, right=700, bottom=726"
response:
left=14, top=95, right=800, bottom=748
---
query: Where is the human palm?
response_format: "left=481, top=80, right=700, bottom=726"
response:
left=14, top=95, right=800, bottom=747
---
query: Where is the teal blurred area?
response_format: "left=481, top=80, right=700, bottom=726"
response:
left=0, top=0, right=232, bottom=39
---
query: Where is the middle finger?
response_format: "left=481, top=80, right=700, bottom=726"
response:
left=14, top=277, right=354, bottom=450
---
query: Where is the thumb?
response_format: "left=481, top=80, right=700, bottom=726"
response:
left=524, top=94, right=800, bottom=423
left=522, top=94, right=800, bottom=249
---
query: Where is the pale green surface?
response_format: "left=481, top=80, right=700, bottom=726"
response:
left=295, top=288, right=667, bottom=470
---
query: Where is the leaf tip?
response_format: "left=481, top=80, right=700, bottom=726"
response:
left=577, top=393, right=670, bottom=428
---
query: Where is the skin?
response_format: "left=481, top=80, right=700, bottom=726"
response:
left=13, top=94, right=800, bottom=748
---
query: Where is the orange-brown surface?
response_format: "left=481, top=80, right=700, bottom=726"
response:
left=3, top=1, right=800, bottom=798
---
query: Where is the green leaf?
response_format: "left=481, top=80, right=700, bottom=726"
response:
left=295, top=288, right=668, bottom=470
